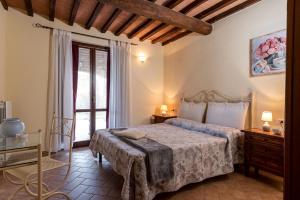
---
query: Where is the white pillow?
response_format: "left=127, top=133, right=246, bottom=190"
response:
left=205, top=102, right=249, bottom=129
left=178, top=101, right=206, bottom=123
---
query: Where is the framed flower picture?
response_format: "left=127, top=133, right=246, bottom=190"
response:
left=250, top=30, right=286, bottom=77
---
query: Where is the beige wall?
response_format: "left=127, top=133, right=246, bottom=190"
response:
left=0, top=6, right=7, bottom=99
left=164, top=0, right=287, bottom=128
left=2, top=0, right=287, bottom=147
left=3, top=9, right=164, bottom=147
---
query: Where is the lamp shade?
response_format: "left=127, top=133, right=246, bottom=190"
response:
left=160, top=105, right=168, bottom=112
left=261, top=111, right=273, bottom=122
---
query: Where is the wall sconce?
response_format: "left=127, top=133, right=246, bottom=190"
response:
left=138, top=53, right=147, bottom=63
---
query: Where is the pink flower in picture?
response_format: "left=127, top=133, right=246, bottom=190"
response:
left=261, top=44, right=269, bottom=53
left=268, top=48, right=276, bottom=55
left=255, top=36, right=286, bottom=60
left=251, top=30, right=286, bottom=76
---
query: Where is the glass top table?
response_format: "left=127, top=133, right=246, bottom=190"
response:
left=0, top=132, right=41, bottom=169
left=0, top=132, right=43, bottom=199
left=0, top=133, right=41, bottom=151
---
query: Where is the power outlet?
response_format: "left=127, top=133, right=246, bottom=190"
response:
left=276, top=119, right=285, bottom=129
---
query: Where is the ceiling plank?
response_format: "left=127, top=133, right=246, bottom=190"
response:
left=152, top=27, right=181, bottom=44
left=162, top=0, right=261, bottom=45
left=24, top=0, right=33, bottom=17
left=162, top=30, right=192, bottom=45
left=128, top=0, right=184, bottom=39
left=113, top=0, right=156, bottom=36
left=0, top=0, right=8, bottom=10
left=152, top=27, right=182, bottom=44
left=99, top=0, right=212, bottom=35
left=140, top=23, right=169, bottom=41
left=69, top=0, right=81, bottom=26
left=114, top=14, right=139, bottom=36
left=101, top=8, right=122, bottom=33
left=49, top=0, right=56, bottom=21
left=86, top=2, right=104, bottom=29
left=163, top=0, right=184, bottom=8
left=194, top=0, right=238, bottom=19
left=127, top=19, right=154, bottom=39
left=155, top=0, right=237, bottom=44
left=207, top=0, right=262, bottom=24
left=140, top=0, right=208, bottom=41
left=180, top=0, right=209, bottom=14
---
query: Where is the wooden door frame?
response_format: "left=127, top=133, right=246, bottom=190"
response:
left=73, top=41, right=110, bottom=147
left=285, top=0, right=300, bottom=199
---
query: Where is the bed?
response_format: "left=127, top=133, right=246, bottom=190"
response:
left=89, top=90, right=253, bottom=200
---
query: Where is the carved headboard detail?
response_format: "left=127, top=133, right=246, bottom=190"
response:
left=181, top=90, right=254, bottom=129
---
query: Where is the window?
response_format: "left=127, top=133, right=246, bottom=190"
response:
left=73, top=42, right=110, bottom=143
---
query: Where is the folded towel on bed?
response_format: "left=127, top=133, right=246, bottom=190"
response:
left=117, top=136, right=174, bottom=184
left=113, top=130, right=146, bottom=140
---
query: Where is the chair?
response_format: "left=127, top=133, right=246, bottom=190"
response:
left=3, top=115, right=75, bottom=200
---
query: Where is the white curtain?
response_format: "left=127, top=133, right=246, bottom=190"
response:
left=46, top=29, right=73, bottom=152
left=109, top=41, right=131, bottom=128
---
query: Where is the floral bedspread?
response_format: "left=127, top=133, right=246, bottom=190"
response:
left=89, top=118, right=244, bottom=200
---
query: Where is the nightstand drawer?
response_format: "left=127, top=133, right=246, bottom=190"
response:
left=248, top=155, right=283, bottom=176
left=245, top=142, right=283, bottom=157
left=243, top=128, right=284, bottom=177
left=247, top=148, right=283, bottom=162
left=245, top=134, right=283, bottom=146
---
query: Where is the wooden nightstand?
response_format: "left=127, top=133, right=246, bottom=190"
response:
left=152, top=115, right=177, bottom=124
left=242, top=128, right=284, bottom=177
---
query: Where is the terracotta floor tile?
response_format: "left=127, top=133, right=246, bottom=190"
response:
left=69, top=185, right=89, bottom=199
left=75, top=192, right=93, bottom=200
left=0, top=147, right=283, bottom=200
left=84, top=186, right=110, bottom=196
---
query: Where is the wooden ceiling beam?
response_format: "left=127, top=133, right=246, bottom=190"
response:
left=99, top=0, right=212, bottom=35
left=140, top=23, right=168, bottom=41
left=113, top=0, right=156, bottom=36
left=162, top=0, right=185, bottom=8
left=0, top=0, right=8, bottom=10
left=127, top=0, right=183, bottom=39
left=180, top=0, right=209, bottom=14
left=157, top=0, right=238, bottom=44
left=24, top=0, right=33, bottom=16
left=152, top=27, right=182, bottom=44
left=140, top=0, right=208, bottom=41
left=207, top=0, right=262, bottom=24
left=49, top=0, right=56, bottom=21
left=101, top=8, right=122, bottom=33
left=152, top=26, right=182, bottom=44
left=128, top=19, right=154, bottom=39
left=86, top=2, right=104, bottom=29
left=194, top=0, right=238, bottom=19
left=162, top=30, right=192, bottom=45
left=69, top=0, right=81, bottom=26
left=114, top=14, right=139, bottom=36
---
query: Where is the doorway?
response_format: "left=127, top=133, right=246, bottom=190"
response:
left=73, top=42, right=110, bottom=147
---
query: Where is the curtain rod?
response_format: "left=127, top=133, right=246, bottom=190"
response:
left=33, top=23, right=138, bottom=46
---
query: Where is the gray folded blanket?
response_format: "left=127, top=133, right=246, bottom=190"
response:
left=111, top=130, right=174, bottom=184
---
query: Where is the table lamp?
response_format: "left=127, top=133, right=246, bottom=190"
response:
left=160, top=105, right=168, bottom=116
left=261, top=111, right=273, bottom=132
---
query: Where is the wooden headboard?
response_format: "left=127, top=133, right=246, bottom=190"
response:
left=181, top=90, right=254, bottom=129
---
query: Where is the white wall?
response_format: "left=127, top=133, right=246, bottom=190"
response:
left=3, top=8, right=164, bottom=147
left=0, top=6, right=7, bottom=99
left=164, top=0, right=287, bottom=128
